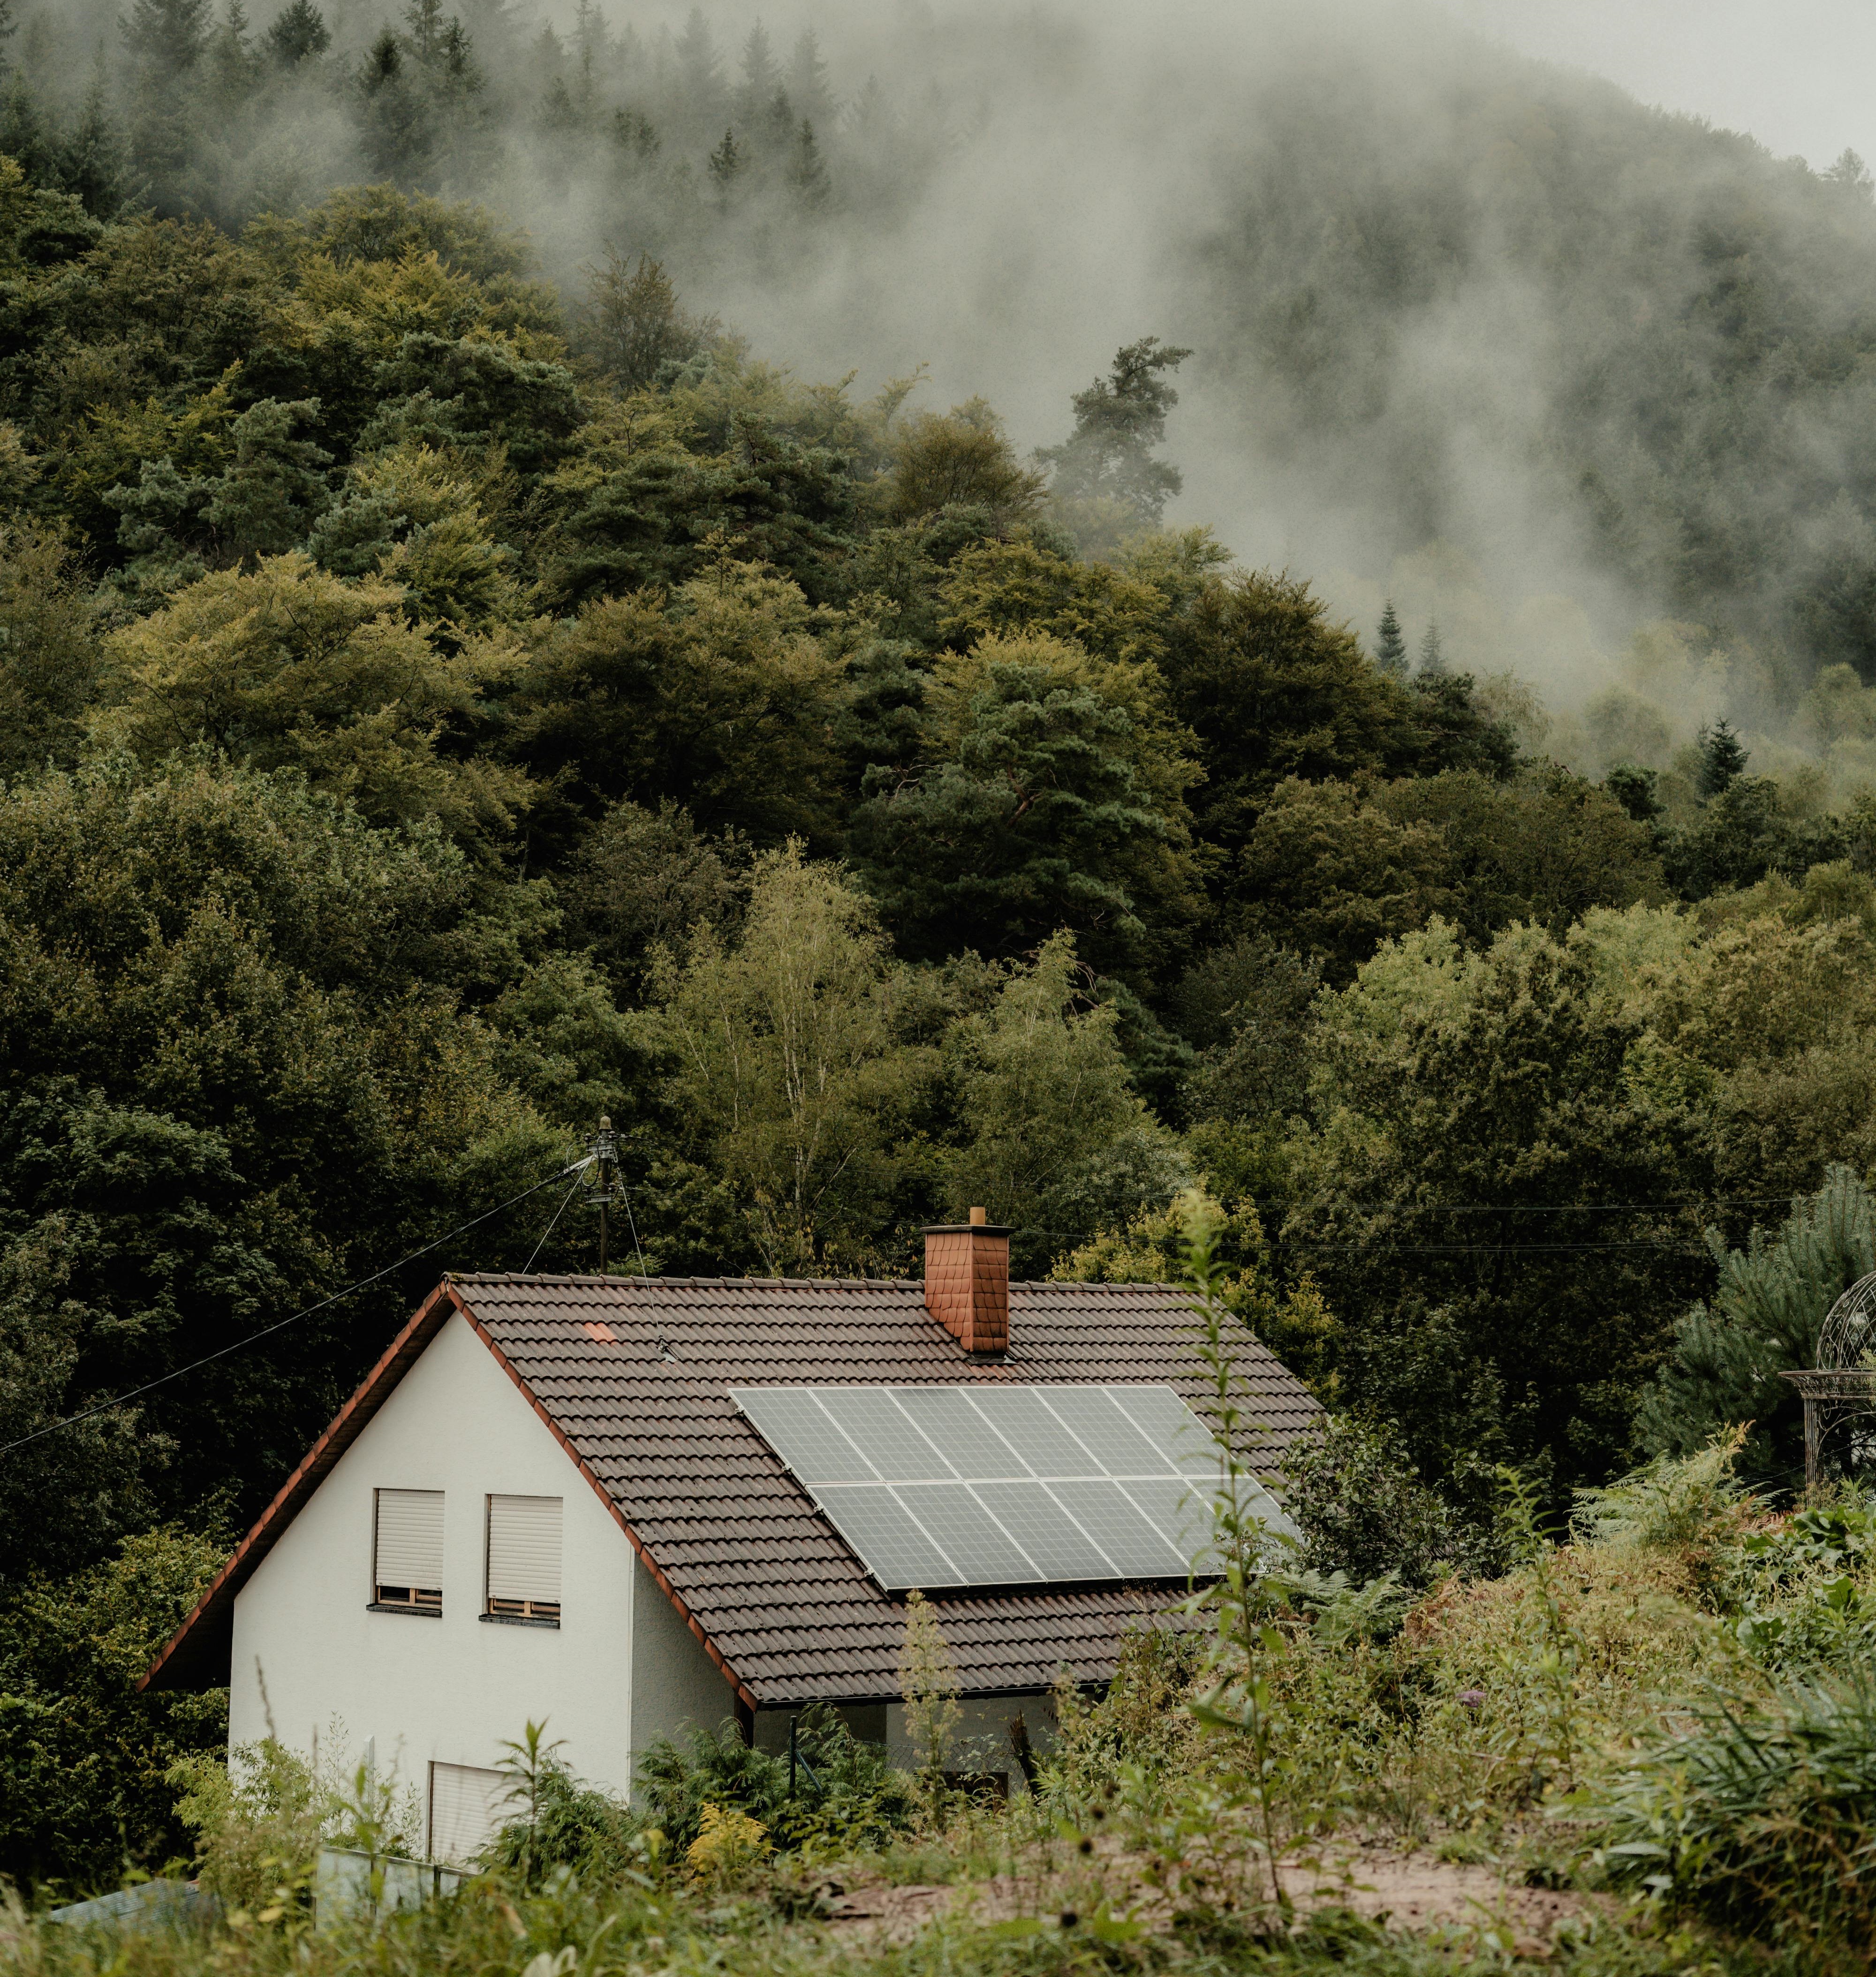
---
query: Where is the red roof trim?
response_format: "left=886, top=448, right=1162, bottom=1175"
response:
left=453, top=1302, right=755, bottom=1712
left=139, top=1279, right=753, bottom=1709
left=140, top=1280, right=459, bottom=1692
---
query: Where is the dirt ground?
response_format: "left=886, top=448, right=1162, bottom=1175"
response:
left=822, top=1835, right=1606, bottom=1959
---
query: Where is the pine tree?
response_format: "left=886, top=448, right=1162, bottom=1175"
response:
left=539, top=75, right=580, bottom=138
left=583, top=249, right=704, bottom=390
left=1824, top=148, right=1876, bottom=202
left=263, top=0, right=329, bottom=65
left=1417, top=617, right=1446, bottom=677
left=789, top=117, right=828, bottom=208
left=1697, top=718, right=1748, bottom=799
left=675, top=6, right=722, bottom=117
left=736, top=19, right=778, bottom=125
left=570, top=0, right=607, bottom=66
left=707, top=125, right=741, bottom=204
left=850, top=74, right=890, bottom=143
left=405, top=0, right=445, bottom=63
left=206, top=0, right=258, bottom=106
left=122, top=0, right=212, bottom=83
left=1375, top=598, right=1407, bottom=676
left=611, top=106, right=658, bottom=166
left=356, top=27, right=431, bottom=181
left=763, top=84, right=794, bottom=155
left=786, top=28, right=833, bottom=128
left=58, top=48, right=129, bottom=216
left=1036, top=335, right=1192, bottom=527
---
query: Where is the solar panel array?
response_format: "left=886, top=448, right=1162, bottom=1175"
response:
left=730, top=1383, right=1296, bottom=1592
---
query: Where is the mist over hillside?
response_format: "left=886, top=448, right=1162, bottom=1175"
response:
left=18, top=0, right=1876, bottom=774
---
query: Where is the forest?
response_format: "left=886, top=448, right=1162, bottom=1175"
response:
left=10, top=0, right=1876, bottom=1943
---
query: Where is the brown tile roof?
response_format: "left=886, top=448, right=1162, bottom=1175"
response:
left=144, top=1273, right=1320, bottom=1709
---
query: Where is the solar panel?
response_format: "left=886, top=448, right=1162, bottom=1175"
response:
left=892, top=1388, right=1030, bottom=1477
left=814, top=1485, right=963, bottom=1588
left=967, top=1388, right=1103, bottom=1474
left=1118, top=1476, right=1215, bottom=1561
left=1110, top=1385, right=1225, bottom=1473
left=731, top=1383, right=1284, bottom=1592
left=825, top=1388, right=955, bottom=1482
left=1040, top=1388, right=1176, bottom=1475
left=1059, top=1479, right=1191, bottom=1575
left=732, top=1388, right=877, bottom=1484
left=897, top=1482, right=1041, bottom=1585
left=973, top=1479, right=1117, bottom=1579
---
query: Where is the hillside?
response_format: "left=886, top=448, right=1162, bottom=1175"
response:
left=8, top=0, right=1876, bottom=1918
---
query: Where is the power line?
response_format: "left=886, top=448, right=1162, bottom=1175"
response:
left=1263, top=1237, right=1709, bottom=1256
left=1243, top=1196, right=1803, bottom=1220
left=0, top=1155, right=595, bottom=1465
left=522, top=1168, right=590, bottom=1275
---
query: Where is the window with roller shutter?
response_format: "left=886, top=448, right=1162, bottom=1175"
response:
left=428, top=1761, right=507, bottom=1866
left=373, top=1488, right=444, bottom=1611
left=484, top=1494, right=561, bottom=1622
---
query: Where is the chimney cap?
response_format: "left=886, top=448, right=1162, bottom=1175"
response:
left=922, top=1221, right=1012, bottom=1236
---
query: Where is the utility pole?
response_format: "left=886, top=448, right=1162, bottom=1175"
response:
left=587, top=1115, right=618, bottom=1275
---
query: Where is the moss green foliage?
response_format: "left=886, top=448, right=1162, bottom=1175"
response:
left=0, top=1526, right=227, bottom=1891
left=17, top=20, right=1876, bottom=1907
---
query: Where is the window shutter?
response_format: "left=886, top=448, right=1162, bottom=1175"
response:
left=486, top=1494, right=562, bottom=1619
left=374, top=1488, right=444, bottom=1609
left=428, top=1761, right=507, bottom=1866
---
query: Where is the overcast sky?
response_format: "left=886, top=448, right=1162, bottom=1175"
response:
left=1455, top=0, right=1876, bottom=169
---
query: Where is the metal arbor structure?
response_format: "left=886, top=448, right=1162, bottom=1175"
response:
left=1782, top=1269, right=1876, bottom=1490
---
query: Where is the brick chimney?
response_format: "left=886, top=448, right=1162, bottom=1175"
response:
left=923, top=1208, right=1011, bottom=1356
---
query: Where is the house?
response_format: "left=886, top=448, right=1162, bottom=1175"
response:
left=143, top=1217, right=1319, bottom=1863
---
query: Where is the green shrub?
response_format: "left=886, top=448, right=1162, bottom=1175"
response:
left=1286, top=1415, right=1502, bottom=1589
left=634, top=1707, right=911, bottom=1863
left=1596, top=1669, right=1876, bottom=1959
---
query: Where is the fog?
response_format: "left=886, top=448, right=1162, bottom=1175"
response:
left=23, top=0, right=1876, bottom=770
left=1465, top=0, right=1876, bottom=174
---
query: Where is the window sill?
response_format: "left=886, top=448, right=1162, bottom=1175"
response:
left=367, top=1602, right=442, bottom=1618
left=479, top=1612, right=560, bottom=1630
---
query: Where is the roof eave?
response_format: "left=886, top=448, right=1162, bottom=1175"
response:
left=139, top=1280, right=755, bottom=1713
left=139, top=1279, right=467, bottom=1693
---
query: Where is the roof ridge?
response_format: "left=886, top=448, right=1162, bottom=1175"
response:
left=446, top=1270, right=1194, bottom=1293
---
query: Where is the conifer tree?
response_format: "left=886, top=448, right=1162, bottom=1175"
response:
left=789, top=118, right=828, bottom=207
left=571, top=0, right=608, bottom=67
left=611, top=107, right=658, bottom=166
left=583, top=250, right=704, bottom=390
left=122, top=0, right=212, bottom=83
left=764, top=84, right=794, bottom=155
left=786, top=28, right=833, bottom=127
left=0, top=68, right=50, bottom=181
left=405, top=0, right=445, bottom=63
left=1037, top=335, right=1192, bottom=527
left=263, top=0, right=329, bottom=65
left=1697, top=718, right=1748, bottom=799
left=206, top=0, right=258, bottom=107
left=1375, top=598, right=1407, bottom=676
left=59, top=49, right=129, bottom=215
left=1417, top=617, right=1446, bottom=677
left=708, top=125, right=741, bottom=204
left=675, top=6, right=722, bottom=119
left=357, top=27, right=431, bottom=181
left=736, top=19, right=779, bottom=126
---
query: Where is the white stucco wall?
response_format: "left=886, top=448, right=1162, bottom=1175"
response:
left=228, top=1312, right=640, bottom=1818
left=628, top=1549, right=741, bottom=1758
